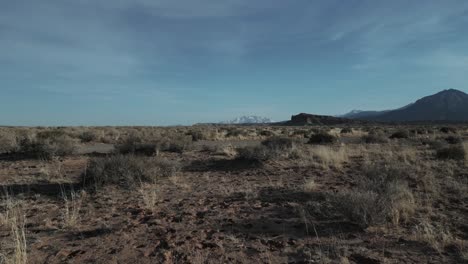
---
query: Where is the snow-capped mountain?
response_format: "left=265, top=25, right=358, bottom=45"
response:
left=221, top=116, right=273, bottom=124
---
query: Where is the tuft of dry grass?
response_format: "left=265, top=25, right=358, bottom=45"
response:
left=138, top=183, right=159, bottom=211
left=464, top=142, right=468, bottom=164
left=0, top=195, right=27, bottom=264
left=412, top=219, right=455, bottom=253
left=236, top=137, right=297, bottom=162
left=38, top=161, right=65, bottom=182
left=310, top=146, right=349, bottom=170
left=84, top=156, right=181, bottom=189
left=293, top=145, right=350, bottom=170
left=61, top=190, right=86, bottom=229
left=436, top=144, right=466, bottom=161
left=331, top=162, right=416, bottom=227
left=303, top=178, right=318, bottom=192
left=0, top=130, right=18, bottom=154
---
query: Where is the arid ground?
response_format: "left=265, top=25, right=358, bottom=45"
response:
left=0, top=125, right=467, bottom=263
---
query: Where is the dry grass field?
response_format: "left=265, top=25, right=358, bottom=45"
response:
left=0, top=125, right=467, bottom=263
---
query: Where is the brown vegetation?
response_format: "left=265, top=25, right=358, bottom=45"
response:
left=0, top=125, right=467, bottom=263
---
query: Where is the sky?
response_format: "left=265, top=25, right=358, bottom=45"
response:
left=1, top=0, right=468, bottom=126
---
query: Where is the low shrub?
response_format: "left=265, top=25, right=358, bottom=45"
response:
left=116, top=136, right=157, bottom=156
left=116, top=135, right=192, bottom=155
left=436, top=145, right=466, bottom=161
left=261, top=137, right=296, bottom=152
left=331, top=163, right=415, bottom=227
left=361, top=133, right=388, bottom=144
left=79, top=131, right=99, bottom=143
left=291, top=129, right=310, bottom=138
left=309, top=146, right=349, bottom=169
left=444, top=136, right=462, bottom=145
left=0, top=130, right=18, bottom=153
left=440, top=127, right=457, bottom=134
left=18, top=135, right=76, bottom=160
left=307, top=132, right=337, bottom=144
left=410, top=128, right=428, bottom=135
left=259, top=130, right=274, bottom=137
left=236, top=145, right=273, bottom=162
left=186, top=130, right=207, bottom=142
left=84, top=155, right=181, bottom=189
left=36, top=129, right=67, bottom=140
left=237, top=137, right=297, bottom=162
left=389, top=130, right=410, bottom=139
left=340, top=128, right=353, bottom=134
left=164, top=136, right=193, bottom=153
left=225, top=128, right=249, bottom=138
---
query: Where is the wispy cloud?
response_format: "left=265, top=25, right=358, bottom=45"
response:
left=1, top=1, right=468, bottom=124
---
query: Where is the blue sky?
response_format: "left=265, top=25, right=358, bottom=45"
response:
left=1, top=0, right=468, bottom=125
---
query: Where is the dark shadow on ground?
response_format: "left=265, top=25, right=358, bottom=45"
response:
left=65, top=227, right=114, bottom=241
left=185, top=158, right=262, bottom=172
left=1, top=182, right=83, bottom=197
left=219, top=187, right=363, bottom=240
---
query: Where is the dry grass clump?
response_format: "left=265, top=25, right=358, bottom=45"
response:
left=0, top=195, right=27, bottom=264
left=464, top=142, right=468, bottom=162
left=444, top=135, right=463, bottom=145
left=116, top=135, right=158, bottom=156
left=389, top=130, right=410, bottom=139
left=0, top=130, right=18, bottom=154
left=84, top=155, right=181, bottom=189
left=138, top=183, right=159, bottom=211
left=116, top=134, right=193, bottom=155
left=78, top=130, right=100, bottom=143
left=308, top=132, right=337, bottom=144
left=163, top=135, right=193, bottom=153
left=303, top=178, right=318, bottom=192
left=436, top=144, right=466, bottom=161
left=309, top=146, right=349, bottom=170
left=17, top=134, right=77, bottom=160
left=236, top=137, right=297, bottom=162
left=225, top=128, right=249, bottom=138
left=259, top=130, right=275, bottom=137
left=331, top=162, right=415, bottom=227
left=412, top=219, right=456, bottom=253
left=291, top=129, right=310, bottom=138
left=186, top=129, right=218, bottom=141
left=440, top=126, right=457, bottom=134
left=361, top=133, right=388, bottom=144
left=61, top=190, right=86, bottom=229
left=340, top=128, right=353, bottom=134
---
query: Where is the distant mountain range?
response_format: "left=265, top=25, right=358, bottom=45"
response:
left=340, top=89, right=468, bottom=122
left=281, top=113, right=365, bottom=126
left=220, top=116, right=273, bottom=124
left=198, top=89, right=468, bottom=127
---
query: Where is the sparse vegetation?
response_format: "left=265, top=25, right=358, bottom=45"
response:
left=0, top=195, right=27, bottom=264
left=309, top=146, right=349, bottom=169
left=307, top=132, right=337, bottom=144
left=361, top=133, right=388, bottom=144
left=79, top=130, right=99, bottom=143
left=436, top=144, right=466, bottom=160
left=236, top=137, right=296, bottom=162
left=0, top=130, right=18, bottom=153
left=331, top=162, right=415, bottom=227
left=84, top=155, right=181, bottom=189
left=340, top=128, right=353, bottom=134
left=61, top=189, right=85, bottom=228
left=17, top=135, right=76, bottom=159
left=440, top=127, right=457, bottom=134
left=389, top=130, right=410, bottom=139
left=0, top=125, right=467, bottom=263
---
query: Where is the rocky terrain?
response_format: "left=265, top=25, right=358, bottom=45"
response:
left=0, top=125, right=467, bottom=263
